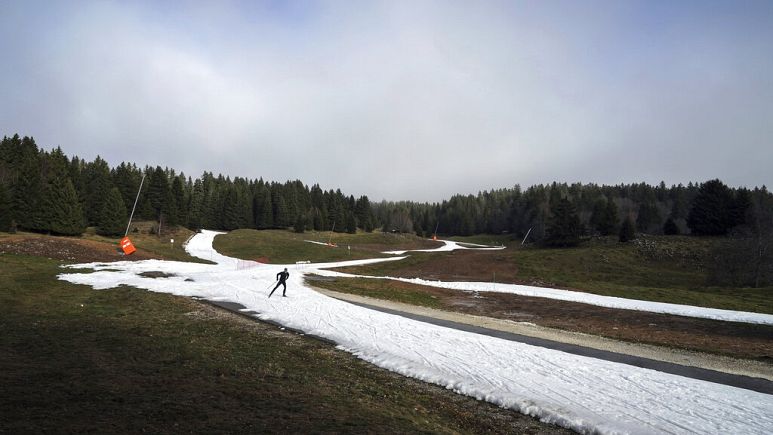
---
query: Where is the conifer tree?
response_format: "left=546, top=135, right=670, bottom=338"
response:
left=663, top=216, right=680, bottom=235
left=619, top=216, right=636, bottom=242
left=294, top=212, right=306, bottom=233
left=545, top=197, right=582, bottom=247
left=355, top=195, right=372, bottom=229
left=43, top=176, right=85, bottom=236
left=111, top=162, right=141, bottom=212
left=589, top=199, right=606, bottom=234
left=687, top=179, right=736, bottom=235
left=221, top=187, right=240, bottom=231
left=170, top=176, right=186, bottom=226
left=311, top=207, right=324, bottom=231
left=97, top=187, right=127, bottom=236
left=0, top=183, right=12, bottom=232
left=272, top=190, right=288, bottom=228
left=187, top=179, right=205, bottom=230
left=255, top=186, right=273, bottom=229
left=346, top=211, right=357, bottom=234
left=601, top=198, right=619, bottom=236
left=82, top=156, right=112, bottom=225
left=11, top=138, right=42, bottom=230
left=146, top=166, right=172, bottom=223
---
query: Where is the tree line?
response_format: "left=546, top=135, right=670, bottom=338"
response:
left=1, top=134, right=770, bottom=285
left=376, top=180, right=770, bottom=240
left=0, top=135, right=374, bottom=237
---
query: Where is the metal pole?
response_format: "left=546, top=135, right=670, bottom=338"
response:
left=124, top=174, right=146, bottom=237
left=521, top=227, right=532, bottom=245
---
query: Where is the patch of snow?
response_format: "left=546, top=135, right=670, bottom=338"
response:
left=383, top=239, right=505, bottom=255
left=304, top=240, right=333, bottom=247
left=314, top=270, right=773, bottom=326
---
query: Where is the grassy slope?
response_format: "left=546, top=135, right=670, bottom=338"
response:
left=0, top=252, right=567, bottom=434
left=213, top=228, right=440, bottom=264
left=80, top=222, right=208, bottom=263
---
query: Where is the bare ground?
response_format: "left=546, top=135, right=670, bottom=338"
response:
left=0, top=234, right=160, bottom=263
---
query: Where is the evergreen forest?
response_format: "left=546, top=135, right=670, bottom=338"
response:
left=1, top=134, right=771, bottom=258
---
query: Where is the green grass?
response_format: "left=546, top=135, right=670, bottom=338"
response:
left=1, top=252, right=567, bottom=434
left=213, top=228, right=439, bottom=264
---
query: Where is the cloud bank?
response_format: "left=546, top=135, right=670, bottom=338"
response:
left=2, top=1, right=771, bottom=201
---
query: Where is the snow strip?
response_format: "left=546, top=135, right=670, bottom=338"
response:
left=57, top=230, right=773, bottom=434
left=383, top=239, right=505, bottom=255
left=313, top=270, right=773, bottom=326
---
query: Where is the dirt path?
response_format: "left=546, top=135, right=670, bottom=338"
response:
left=314, top=287, right=773, bottom=383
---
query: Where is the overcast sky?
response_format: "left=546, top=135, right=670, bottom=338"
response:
left=1, top=1, right=771, bottom=202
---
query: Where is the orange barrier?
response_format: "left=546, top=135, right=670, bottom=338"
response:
left=119, top=237, right=136, bottom=255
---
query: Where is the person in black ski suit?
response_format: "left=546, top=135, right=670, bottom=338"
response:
left=269, top=267, right=290, bottom=298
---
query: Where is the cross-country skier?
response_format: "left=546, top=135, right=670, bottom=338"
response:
left=269, top=267, right=290, bottom=298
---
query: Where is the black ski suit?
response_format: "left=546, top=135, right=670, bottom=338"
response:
left=269, top=270, right=290, bottom=297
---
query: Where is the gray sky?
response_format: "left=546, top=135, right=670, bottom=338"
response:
left=1, top=0, right=771, bottom=202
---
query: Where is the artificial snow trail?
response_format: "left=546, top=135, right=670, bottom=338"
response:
left=58, top=230, right=773, bottom=435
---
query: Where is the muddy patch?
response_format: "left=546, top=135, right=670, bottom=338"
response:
left=139, top=271, right=177, bottom=278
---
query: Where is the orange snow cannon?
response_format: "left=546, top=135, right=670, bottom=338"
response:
left=119, top=236, right=137, bottom=255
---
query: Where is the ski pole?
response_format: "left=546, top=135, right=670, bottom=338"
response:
left=266, top=279, right=279, bottom=297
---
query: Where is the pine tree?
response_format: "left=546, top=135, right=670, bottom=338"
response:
left=82, top=156, right=112, bottom=226
left=97, top=187, right=128, bottom=236
left=619, top=216, right=636, bottom=242
left=312, top=207, right=324, bottom=231
left=11, top=138, right=42, bottom=230
left=663, top=216, right=680, bottom=235
left=294, top=212, right=306, bottom=233
left=255, top=186, right=273, bottom=229
left=687, top=179, right=736, bottom=235
left=354, top=195, right=372, bottom=229
left=589, top=199, right=606, bottom=235
left=601, top=198, right=619, bottom=236
left=221, top=187, right=240, bottom=231
left=146, top=166, right=171, bottom=222
left=636, top=201, right=661, bottom=233
left=346, top=211, right=357, bottom=234
left=43, top=177, right=85, bottom=236
left=545, top=198, right=582, bottom=247
left=272, top=190, right=288, bottom=228
left=111, top=162, right=142, bottom=212
left=0, top=183, right=12, bottom=232
left=169, top=176, right=185, bottom=226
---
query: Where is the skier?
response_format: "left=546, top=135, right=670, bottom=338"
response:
left=268, top=267, right=290, bottom=298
